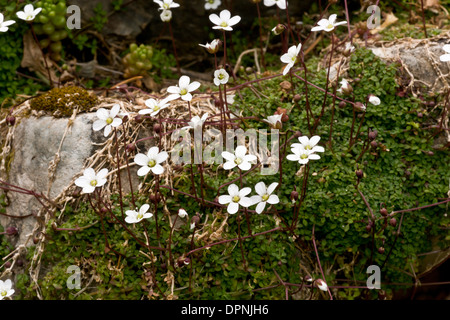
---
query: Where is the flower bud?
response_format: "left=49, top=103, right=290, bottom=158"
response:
left=354, top=102, right=366, bottom=112
left=184, top=257, right=191, bottom=265
left=272, top=24, right=286, bottom=35
left=290, top=190, right=299, bottom=203
left=294, top=131, right=302, bottom=138
left=6, top=116, right=16, bottom=126
left=338, top=101, right=347, bottom=109
left=134, top=114, right=144, bottom=123
left=389, top=217, right=397, bottom=227
left=4, top=261, right=12, bottom=269
left=126, top=143, right=136, bottom=153
left=366, top=224, right=372, bottom=232
left=370, top=141, right=378, bottom=148
left=378, top=290, right=386, bottom=300
left=191, top=215, right=200, bottom=227
left=378, top=247, right=385, bottom=254
left=343, top=42, right=355, bottom=57
left=356, top=169, right=364, bottom=179
left=304, top=275, right=313, bottom=282
left=245, top=67, right=254, bottom=74
left=6, top=226, right=18, bottom=236
left=315, top=279, right=328, bottom=291
left=380, top=208, right=388, bottom=217
left=293, top=94, right=301, bottom=103
left=368, top=130, right=378, bottom=140
left=153, top=123, right=161, bottom=133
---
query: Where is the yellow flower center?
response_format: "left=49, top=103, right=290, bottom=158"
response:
left=300, top=154, right=308, bottom=159
left=232, top=195, right=240, bottom=203
left=304, top=145, right=311, bottom=150
left=221, top=22, right=228, bottom=28
left=262, top=194, right=269, bottom=202
left=291, top=56, right=297, bottom=62
left=208, top=0, right=214, bottom=3
left=163, top=3, right=169, bottom=9
left=153, top=105, right=160, bottom=111
left=234, top=158, right=243, bottom=165
left=148, top=159, right=156, bottom=167
left=1, top=290, right=7, bottom=297
left=218, top=73, right=224, bottom=80
left=106, top=117, right=113, bottom=125
left=180, top=88, right=188, bottom=95
left=137, top=212, right=143, bottom=220
left=327, top=24, right=334, bottom=30
left=90, top=180, right=97, bottom=187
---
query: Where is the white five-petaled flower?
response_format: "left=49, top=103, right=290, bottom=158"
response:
left=205, top=0, right=221, bottom=10
left=178, top=208, right=188, bottom=218
left=287, top=148, right=321, bottom=165
left=93, top=104, right=123, bottom=137
left=315, top=279, right=328, bottom=292
left=213, top=68, right=229, bottom=86
left=160, top=9, right=172, bottom=22
left=16, top=4, right=42, bottom=21
left=167, top=75, right=201, bottom=102
left=222, top=145, right=257, bottom=171
left=218, top=184, right=253, bottom=214
left=368, top=95, right=381, bottom=105
left=290, top=135, right=325, bottom=153
left=0, top=13, right=15, bottom=32
left=311, top=14, right=347, bottom=32
left=250, top=182, right=280, bottom=214
left=0, top=279, right=14, bottom=300
left=74, top=168, right=108, bottom=194
left=134, top=147, right=168, bottom=176
left=139, top=97, right=171, bottom=117
left=263, top=0, right=287, bottom=10
left=154, top=0, right=180, bottom=11
left=280, top=44, right=302, bottom=75
left=125, top=204, right=153, bottom=224
left=199, top=39, right=221, bottom=54
left=182, top=113, right=209, bottom=130
left=439, top=44, right=450, bottom=62
left=209, top=9, right=241, bottom=31
left=264, top=114, right=283, bottom=129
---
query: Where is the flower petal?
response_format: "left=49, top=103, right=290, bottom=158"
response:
left=255, top=201, right=266, bottom=214
left=227, top=202, right=239, bottom=214
left=218, top=195, right=231, bottom=204
left=134, top=153, right=150, bottom=166
left=188, top=81, right=201, bottom=92
left=140, top=204, right=150, bottom=215
left=96, top=108, right=109, bottom=120
left=147, top=146, right=160, bottom=159
left=151, top=164, right=164, bottom=175
left=223, top=161, right=237, bottom=170
left=83, top=168, right=96, bottom=180
left=97, top=168, right=109, bottom=180
left=239, top=197, right=253, bottom=208
left=110, top=104, right=121, bottom=118
left=92, top=119, right=106, bottom=131
left=209, top=13, right=221, bottom=26
left=137, top=165, right=151, bottom=176
left=179, top=75, right=190, bottom=88
left=235, top=145, right=247, bottom=158
left=103, top=125, right=112, bottom=137
left=111, top=117, right=122, bottom=127
left=227, top=183, right=239, bottom=196
left=228, top=15, right=241, bottom=26
left=239, top=187, right=252, bottom=197
left=238, top=161, right=251, bottom=171
left=156, top=151, right=168, bottom=163
left=267, top=182, right=279, bottom=195
left=267, top=194, right=279, bottom=204
left=221, top=151, right=236, bottom=162
left=254, top=181, right=266, bottom=196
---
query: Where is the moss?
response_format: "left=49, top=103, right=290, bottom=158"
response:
left=30, top=86, right=98, bottom=118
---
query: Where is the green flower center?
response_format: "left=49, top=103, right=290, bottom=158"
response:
left=262, top=194, right=270, bottom=202
left=90, top=180, right=97, bottom=187
left=300, top=154, right=308, bottom=159
left=106, top=117, right=113, bottom=125
left=153, top=106, right=160, bottom=111
left=304, top=145, right=311, bottom=150
left=218, top=73, right=224, bottom=80
left=148, top=159, right=156, bottom=167
left=291, top=56, right=297, bottom=62
left=163, top=3, right=170, bottom=9
left=232, top=195, right=240, bottom=203
left=221, top=22, right=228, bottom=28
left=180, top=88, right=188, bottom=95
left=208, top=0, right=214, bottom=3
left=1, top=290, right=7, bottom=297
left=137, top=213, right=143, bottom=220
left=327, top=24, right=334, bottom=30
left=234, top=157, right=243, bottom=165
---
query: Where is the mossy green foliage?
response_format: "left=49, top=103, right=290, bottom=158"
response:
left=122, top=43, right=154, bottom=78
left=30, top=86, right=98, bottom=117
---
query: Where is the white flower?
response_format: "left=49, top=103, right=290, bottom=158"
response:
left=74, top=168, right=108, bottom=194
left=218, top=184, right=253, bottom=214
left=264, top=114, right=283, bottom=129
left=315, top=279, right=328, bottom=292
left=290, top=135, right=325, bottom=153
left=182, top=113, right=209, bottom=130
left=134, top=147, right=168, bottom=176
left=250, top=182, right=279, bottom=214
left=263, top=0, right=287, bottom=10
left=125, top=204, right=153, bottom=224
left=0, top=13, right=15, bottom=32
left=209, top=9, right=241, bottom=31
left=199, top=39, right=221, bottom=54
left=0, top=279, right=14, bottom=300
left=222, top=145, right=257, bottom=171
left=280, top=44, right=302, bottom=75
left=167, top=75, right=201, bottom=102
left=286, top=148, right=321, bottom=165
left=160, top=9, right=172, bottom=22
left=368, top=95, right=381, bottom=105
left=154, top=0, right=180, bottom=11
left=178, top=208, right=188, bottom=218
left=337, top=79, right=352, bottom=95
left=213, top=68, right=229, bottom=86
left=16, top=4, right=42, bottom=21
left=440, top=44, right=450, bottom=62
left=311, top=14, right=347, bottom=32
left=139, top=97, right=171, bottom=117
left=205, top=0, right=221, bottom=10
left=93, top=104, right=123, bottom=137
